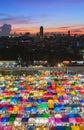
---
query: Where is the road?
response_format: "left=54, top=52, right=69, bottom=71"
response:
left=0, top=66, right=84, bottom=73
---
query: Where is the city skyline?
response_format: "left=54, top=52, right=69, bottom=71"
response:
left=0, top=0, right=84, bottom=35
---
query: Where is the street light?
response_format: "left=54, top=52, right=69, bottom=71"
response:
left=57, top=63, right=61, bottom=67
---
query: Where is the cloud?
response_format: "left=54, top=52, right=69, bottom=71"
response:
left=0, top=13, right=8, bottom=16
left=57, top=26, right=70, bottom=29
left=0, top=12, right=84, bottom=35
left=56, top=24, right=84, bottom=29
left=44, top=24, right=84, bottom=35
left=0, top=15, right=36, bottom=25
left=11, top=25, right=84, bottom=34
left=47, top=25, right=84, bottom=32
left=11, top=27, right=38, bottom=34
left=0, top=13, right=50, bottom=26
left=72, top=29, right=82, bottom=32
left=0, top=24, right=11, bottom=36
left=72, top=28, right=84, bottom=33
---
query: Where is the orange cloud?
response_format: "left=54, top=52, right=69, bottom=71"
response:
left=11, top=28, right=39, bottom=34
left=11, top=25, right=84, bottom=35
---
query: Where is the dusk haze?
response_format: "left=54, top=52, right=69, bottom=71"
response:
left=0, top=0, right=84, bottom=34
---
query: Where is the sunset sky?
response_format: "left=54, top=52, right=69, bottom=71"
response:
left=0, top=0, right=84, bottom=34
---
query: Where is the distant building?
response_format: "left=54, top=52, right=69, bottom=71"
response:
left=24, top=32, right=30, bottom=37
left=68, top=30, right=70, bottom=37
left=40, top=26, right=44, bottom=38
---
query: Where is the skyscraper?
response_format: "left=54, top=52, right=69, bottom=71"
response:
left=40, top=26, right=43, bottom=38
left=68, top=30, right=70, bottom=37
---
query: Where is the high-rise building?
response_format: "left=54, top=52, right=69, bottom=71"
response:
left=40, top=26, right=43, bottom=38
left=68, top=30, right=70, bottom=36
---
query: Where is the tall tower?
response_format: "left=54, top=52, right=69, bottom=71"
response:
left=68, top=30, right=70, bottom=37
left=40, top=26, right=43, bottom=38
